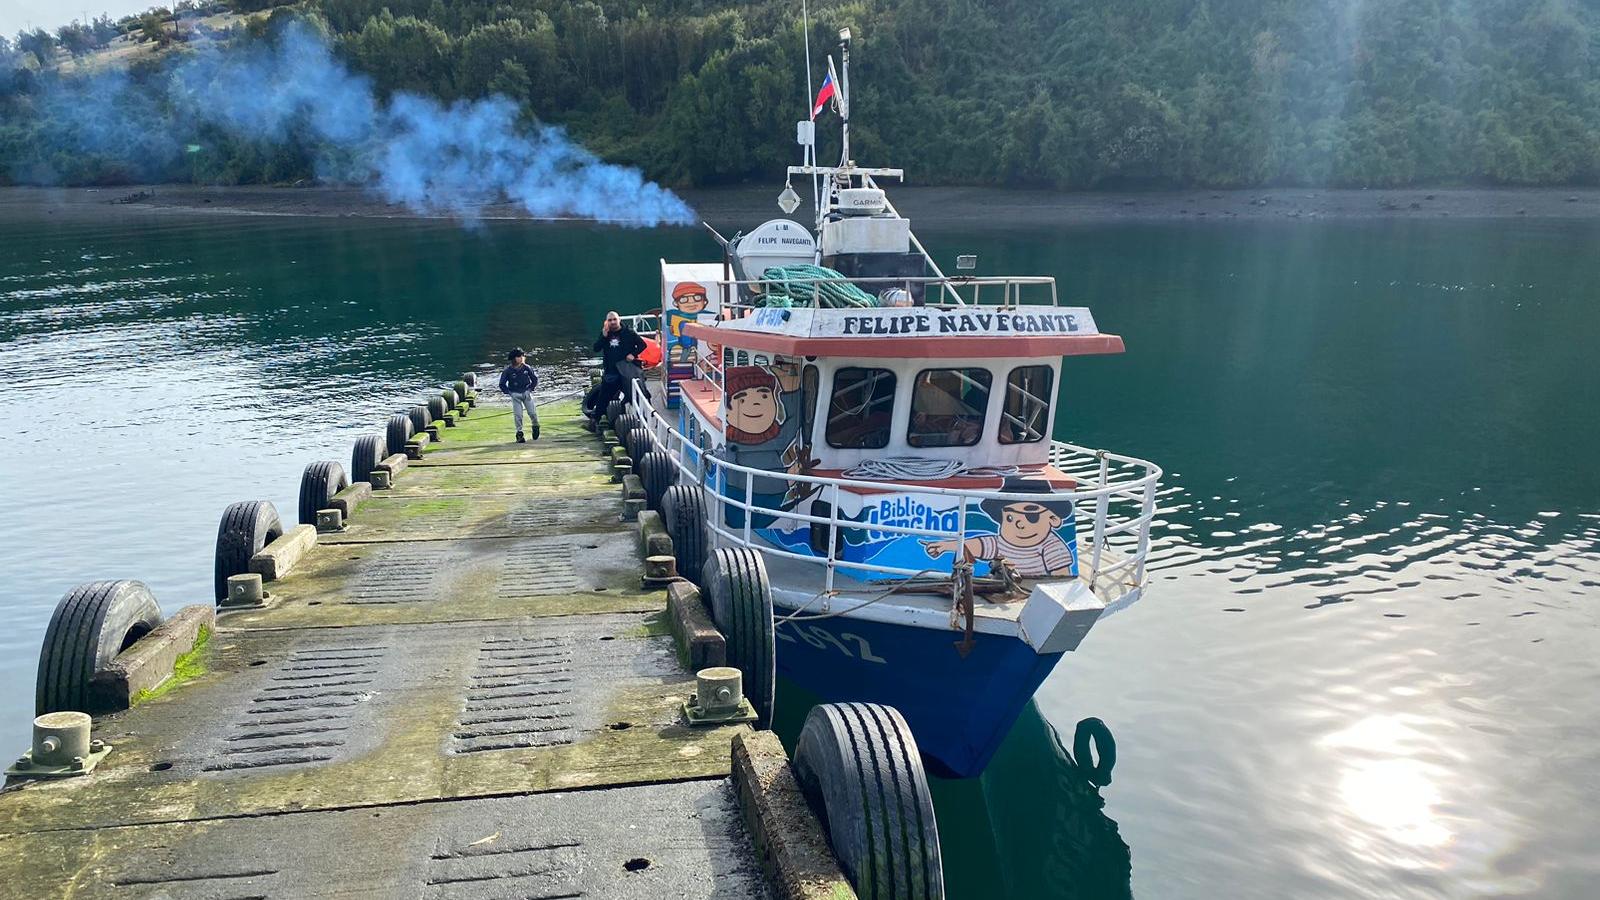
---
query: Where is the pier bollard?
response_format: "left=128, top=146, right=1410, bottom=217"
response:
left=369, top=469, right=392, bottom=490
left=623, top=497, right=645, bottom=522
left=613, top=463, right=631, bottom=484
left=7, top=711, right=111, bottom=777
left=643, top=555, right=678, bottom=586
left=315, top=508, right=344, bottom=533
left=683, top=667, right=756, bottom=726
left=224, top=573, right=265, bottom=607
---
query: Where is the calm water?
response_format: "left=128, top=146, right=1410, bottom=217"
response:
left=2, top=205, right=1598, bottom=898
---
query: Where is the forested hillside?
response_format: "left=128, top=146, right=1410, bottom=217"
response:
left=4, top=0, right=1599, bottom=189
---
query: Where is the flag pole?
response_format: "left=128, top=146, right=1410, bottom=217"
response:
left=801, top=0, right=820, bottom=230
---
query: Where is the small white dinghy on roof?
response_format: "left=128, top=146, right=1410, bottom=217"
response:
left=614, top=25, right=1162, bottom=779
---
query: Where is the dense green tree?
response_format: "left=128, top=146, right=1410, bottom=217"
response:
left=4, top=0, right=1600, bottom=190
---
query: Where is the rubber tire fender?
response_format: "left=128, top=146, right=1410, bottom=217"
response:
left=350, top=434, right=387, bottom=484
left=408, top=405, right=431, bottom=433
left=662, top=485, right=709, bottom=589
left=626, top=425, right=654, bottom=463
left=440, top=389, right=457, bottom=412
left=298, top=460, right=349, bottom=526
left=1073, top=717, right=1117, bottom=787
left=463, top=371, right=477, bottom=387
left=36, top=580, right=163, bottom=715
left=453, top=381, right=469, bottom=405
left=214, top=500, right=283, bottom=602
left=426, top=396, right=448, bottom=422
left=386, top=414, right=413, bottom=457
left=616, top=412, right=641, bottom=444
left=606, top=399, right=626, bottom=431
left=701, top=548, right=775, bottom=726
left=793, top=702, right=945, bottom=900
left=639, top=450, right=677, bottom=512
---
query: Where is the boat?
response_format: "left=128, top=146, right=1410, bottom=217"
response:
left=615, top=27, right=1162, bottom=778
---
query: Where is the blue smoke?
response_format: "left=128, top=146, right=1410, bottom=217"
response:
left=22, top=23, right=695, bottom=227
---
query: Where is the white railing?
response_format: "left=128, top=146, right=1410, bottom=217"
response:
left=628, top=380, right=1161, bottom=606
left=618, top=313, right=660, bottom=342
left=711, top=273, right=1060, bottom=316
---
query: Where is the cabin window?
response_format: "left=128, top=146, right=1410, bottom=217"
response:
left=826, top=367, right=897, bottom=449
left=908, top=368, right=992, bottom=448
left=999, top=365, right=1053, bottom=444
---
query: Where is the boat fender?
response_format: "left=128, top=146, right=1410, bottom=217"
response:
left=1073, top=717, right=1116, bottom=787
left=36, top=581, right=163, bottom=715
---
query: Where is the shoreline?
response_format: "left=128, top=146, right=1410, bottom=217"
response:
left=2, top=183, right=1598, bottom=227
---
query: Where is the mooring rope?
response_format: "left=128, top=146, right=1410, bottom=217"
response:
left=755, top=264, right=878, bottom=308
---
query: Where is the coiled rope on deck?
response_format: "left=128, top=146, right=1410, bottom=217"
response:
left=755, top=265, right=878, bottom=308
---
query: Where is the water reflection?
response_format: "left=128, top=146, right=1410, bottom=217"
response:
left=975, top=705, right=1131, bottom=899
left=4, top=213, right=1599, bottom=899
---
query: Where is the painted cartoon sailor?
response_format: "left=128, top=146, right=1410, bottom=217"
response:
left=720, top=359, right=814, bottom=528
left=920, top=477, right=1077, bottom=578
left=665, top=281, right=710, bottom=363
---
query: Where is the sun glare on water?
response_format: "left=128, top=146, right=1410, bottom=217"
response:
left=1323, top=716, right=1453, bottom=851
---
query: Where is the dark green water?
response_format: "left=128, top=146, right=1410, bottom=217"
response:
left=3, top=206, right=1597, bottom=898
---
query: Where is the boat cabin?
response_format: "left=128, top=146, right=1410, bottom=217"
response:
left=652, top=258, right=1126, bottom=583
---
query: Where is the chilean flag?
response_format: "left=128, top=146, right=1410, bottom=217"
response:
left=811, top=72, right=837, bottom=120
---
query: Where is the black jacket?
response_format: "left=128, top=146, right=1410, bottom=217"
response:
left=593, top=326, right=647, bottom=374
left=499, top=363, right=538, bottom=394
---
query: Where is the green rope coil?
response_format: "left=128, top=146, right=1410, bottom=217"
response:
left=755, top=265, right=878, bottom=308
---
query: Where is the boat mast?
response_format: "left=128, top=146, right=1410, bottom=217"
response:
left=802, top=0, right=820, bottom=232
left=837, top=29, right=850, bottom=169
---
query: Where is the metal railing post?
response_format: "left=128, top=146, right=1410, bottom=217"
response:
left=1135, top=477, right=1156, bottom=584
left=743, top=470, right=755, bottom=546
left=824, top=483, right=840, bottom=594
left=1089, top=452, right=1110, bottom=578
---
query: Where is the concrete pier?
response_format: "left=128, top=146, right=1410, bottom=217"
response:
left=0, top=393, right=852, bottom=899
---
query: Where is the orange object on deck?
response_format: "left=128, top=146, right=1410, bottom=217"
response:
left=639, top=336, right=663, bottom=368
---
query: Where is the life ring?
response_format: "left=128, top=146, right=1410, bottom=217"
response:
left=639, top=336, right=663, bottom=369
left=1073, top=717, right=1116, bottom=787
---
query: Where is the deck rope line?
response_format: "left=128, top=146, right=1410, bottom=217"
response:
left=755, top=265, right=878, bottom=308
left=839, top=458, right=1027, bottom=481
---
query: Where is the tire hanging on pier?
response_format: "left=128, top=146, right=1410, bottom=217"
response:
left=298, top=461, right=349, bottom=526
left=702, top=548, right=775, bottom=727
left=606, top=399, right=626, bottom=431
left=386, top=414, right=414, bottom=456
left=662, top=485, right=709, bottom=590
left=462, top=372, right=477, bottom=387
left=453, top=381, right=470, bottom=405
left=350, top=434, right=387, bottom=484
left=36, top=580, right=163, bottom=715
left=616, top=412, right=640, bottom=446
left=627, top=425, right=654, bottom=463
left=426, top=396, right=448, bottom=422
left=408, top=405, right=431, bottom=433
left=793, top=702, right=945, bottom=900
left=213, top=500, right=283, bottom=602
left=440, top=389, right=457, bottom=413
left=639, top=450, right=676, bottom=512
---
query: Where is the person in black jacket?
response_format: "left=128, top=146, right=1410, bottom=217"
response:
left=499, top=348, right=539, bottom=442
left=584, top=311, right=647, bottom=424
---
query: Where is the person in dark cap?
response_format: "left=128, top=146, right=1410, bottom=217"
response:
left=499, top=348, right=539, bottom=442
left=921, top=477, right=1077, bottom=577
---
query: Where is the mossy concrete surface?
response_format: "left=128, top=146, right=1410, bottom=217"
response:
left=0, top=774, right=772, bottom=899
left=383, top=460, right=616, bottom=498
left=0, top=388, right=773, bottom=893
left=0, top=616, right=744, bottom=835
left=219, top=532, right=662, bottom=629
left=417, top=399, right=602, bottom=466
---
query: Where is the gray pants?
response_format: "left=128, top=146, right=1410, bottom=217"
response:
left=511, top=391, right=539, bottom=432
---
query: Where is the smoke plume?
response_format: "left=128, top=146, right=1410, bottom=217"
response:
left=22, top=22, right=695, bottom=226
